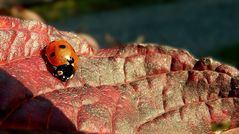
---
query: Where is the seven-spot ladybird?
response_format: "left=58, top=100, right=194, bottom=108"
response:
left=45, top=39, right=79, bottom=81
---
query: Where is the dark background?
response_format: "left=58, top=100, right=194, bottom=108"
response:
left=1, top=0, right=239, bottom=67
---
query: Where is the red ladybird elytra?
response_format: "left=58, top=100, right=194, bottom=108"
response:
left=45, top=39, right=79, bottom=81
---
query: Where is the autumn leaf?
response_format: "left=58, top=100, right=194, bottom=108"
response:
left=0, top=16, right=238, bottom=134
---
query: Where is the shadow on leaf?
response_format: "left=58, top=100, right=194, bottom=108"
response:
left=0, top=69, right=82, bottom=133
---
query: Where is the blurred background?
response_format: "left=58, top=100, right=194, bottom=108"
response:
left=0, top=0, right=238, bottom=67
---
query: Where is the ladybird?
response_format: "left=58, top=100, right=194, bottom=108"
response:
left=45, top=39, right=79, bottom=81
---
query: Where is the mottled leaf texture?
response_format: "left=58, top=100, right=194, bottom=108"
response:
left=0, top=16, right=238, bottom=134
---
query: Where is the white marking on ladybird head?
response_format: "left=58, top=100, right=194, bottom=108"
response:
left=57, top=70, right=63, bottom=76
left=70, top=74, right=74, bottom=79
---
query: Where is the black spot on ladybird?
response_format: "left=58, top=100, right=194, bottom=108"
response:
left=59, top=45, right=66, bottom=49
left=50, top=52, right=55, bottom=57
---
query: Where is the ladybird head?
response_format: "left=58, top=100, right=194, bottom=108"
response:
left=53, top=64, right=75, bottom=81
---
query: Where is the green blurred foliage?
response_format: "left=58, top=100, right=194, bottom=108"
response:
left=212, top=43, right=239, bottom=67
left=211, top=120, right=230, bottom=132
left=31, top=0, right=177, bottom=20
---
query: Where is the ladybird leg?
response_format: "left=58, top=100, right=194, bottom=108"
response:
left=53, top=66, right=57, bottom=70
left=52, top=66, right=57, bottom=75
